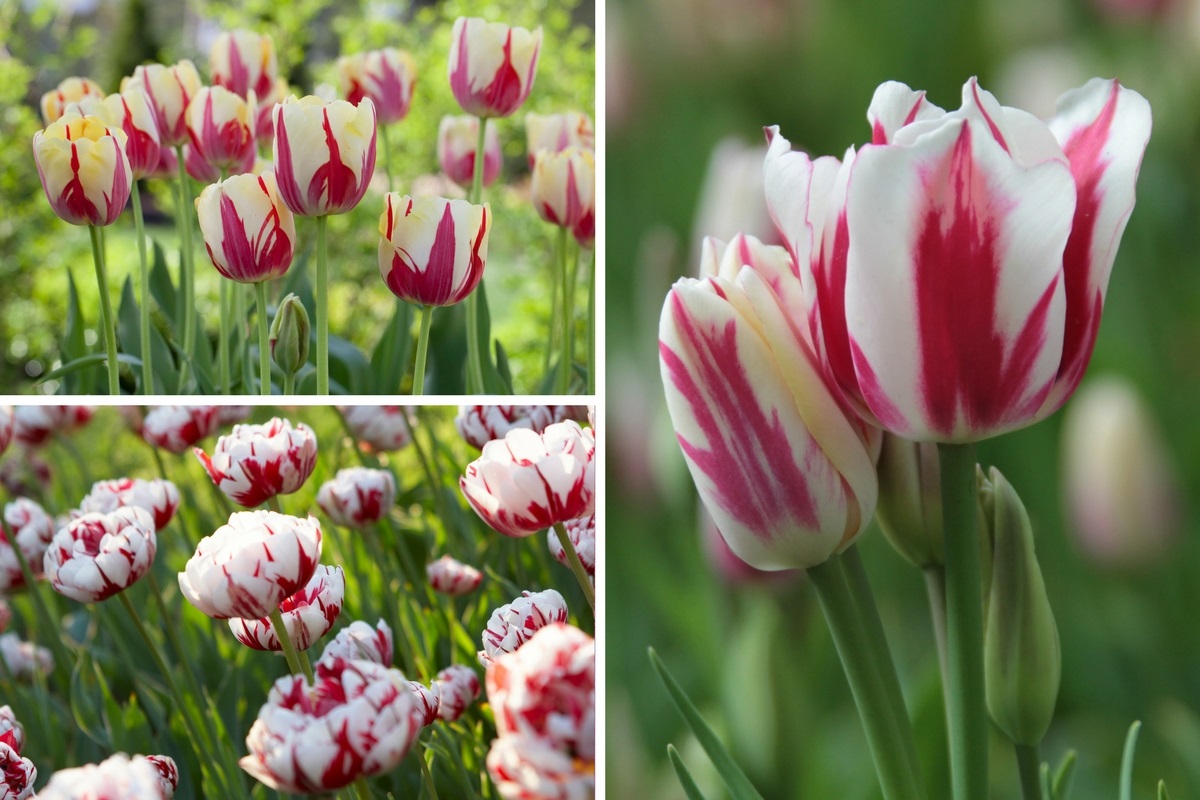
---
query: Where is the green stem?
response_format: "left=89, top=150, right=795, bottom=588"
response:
left=256, top=280, right=271, bottom=395
left=175, top=145, right=196, bottom=391
left=464, top=116, right=489, bottom=394
left=269, top=606, right=313, bottom=682
left=283, top=372, right=295, bottom=396
left=266, top=495, right=283, bottom=514
left=8, top=540, right=72, bottom=681
left=544, top=232, right=560, bottom=377
left=130, top=179, right=154, bottom=393
left=88, top=224, right=120, bottom=394
left=586, top=248, right=595, bottom=394
left=412, top=305, right=434, bottom=395
left=351, top=775, right=373, bottom=800
left=939, top=442, right=987, bottom=800
left=219, top=278, right=231, bottom=393
left=417, top=742, right=441, bottom=800
left=1014, top=743, right=1042, bottom=800
left=382, top=123, right=394, bottom=194
left=552, top=522, right=595, bottom=615
left=562, top=235, right=579, bottom=394
left=807, top=557, right=925, bottom=800
left=923, top=566, right=951, bottom=712
left=316, top=214, right=329, bottom=394
left=555, top=226, right=570, bottom=392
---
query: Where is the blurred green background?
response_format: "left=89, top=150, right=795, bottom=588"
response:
left=606, top=0, right=1200, bottom=796
left=0, top=0, right=594, bottom=394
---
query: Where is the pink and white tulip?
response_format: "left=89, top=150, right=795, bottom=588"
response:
left=0, top=707, right=23, bottom=753
left=40, top=77, right=104, bottom=125
left=125, top=61, right=203, bottom=148
left=0, top=499, right=56, bottom=591
left=426, top=555, right=483, bottom=596
left=455, top=405, right=557, bottom=450
left=210, top=30, right=278, bottom=100
left=37, top=753, right=175, bottom=800
left=409, top=681, right=441, bottom=727
left=433, top=664, right=480, bottom=722
left=95, top=88, right=162, bottom=179
left=273, top=95, right=376, bottom=217
left=316, top=467, right=396, bottom=528
left=179, top=510, right=322, bottom=619
left=487, top=734, right=595, bottom=800
left=194, top=418, right=317, bottom=507
left=531, top=147, right=595, bottom=248
left=438, top=115, right=501, bottom=186
left=44, top=507, right=157, bottom=603
left=449, top=17, right=542, bottom=119
left=33, top=115, right=131, bottom=227
left=479, top=589, right=569, bottom=668
left=79, top=478, right=180, bottom=532
left=339, top=406, right=413, bottom=451
left=141, top=405, right=219, bottom=455
left=229, top=564, right=344, bottom=651
left=185, top=85, right=257, bottom=174
left=12, top=405, right=93, bottom=447
left=338, top=49, right=418, bottom=125
left=0, top=634, right=52, bottom=680
left=548, top=514, right=595, bottom=579
left=0, top=741, right=34, bottom=800
left=524, top=111, right=595, bottom=166
left=764, top=77, right=1152, bottom=442
left=320, top=619, right=393, bottom=666
left=196, top=172, right=296, bottom=283
left=379, top=193, right=491, bottom=307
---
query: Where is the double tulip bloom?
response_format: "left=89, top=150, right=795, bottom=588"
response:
left=229, top=564, right=344, bottom=652
left=141, top=405, right=219, bottom=454
left=78, top=478, right=180, bottom=532
left=478, top=589, right=569, bottom=667
left=316, top=468, right=396, bottom=529
left=33, top=114, right=132, bottom=228
left=194, top=418, right=317, bottom=508
left=437, top=115, right=501, bottom=186
left=320, top=619, right=393, bottom=666
left=378, top=193, right=491, bottom=308
left=195, top=172, right=296, bottom=284
left=0, top=499, right=55, bottom=592
left=339, top=406, right=413, bottom=451
left=531, top=146, right=596, bottom=248
left=449, top=17, right=542, bottom=119
left=338, top=49, right=418, bottom=125
left=273, top=95, right=377, bottom=217
left=426, top=554, right=483, bottom=596
left=433, top=664, right=481, bottom=723
left=455, top=404, right=557, bottom=450
left=44, top=507, right=157, bottom=604
left=38, top=753, right=177, bottom=800
left=549, top=514, right=596, bottom=579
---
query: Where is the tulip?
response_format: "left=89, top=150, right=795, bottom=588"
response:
left=92, top=88, right=162, bottom=179
left=487, top=734, right=595, bottom=800
left=409, top=681, right=441, bottom=728
left=531, top=146, right=595, bottom=249
left=525, top=111, right=595, bottom=166
left=253, top=78, right=289, bottom=146
left=40, top=76, right=104, bottom=125
left=660, top=233, right=879, bottom=570
left=0, top=634, right=52, bottom=680
left=0, top=707, right=22, bottom=753
left=455, top=405, right=557, bottom=450
left=316, top=467, right=396, bottom=529
left=338, top=49, right=418, bottom=125
left=240, top=656, right=418, bottom=793
left=147, top=144, right=178, bottom=180
left=13, top=407, right=72, bottom=447
left=78, top=478, right=180, bottom=532
left=38, top=753, right=175, bottom=800
left=433, top=664, right=480, bottom=722
left=378, top=193, right=491, bottom=309
left=43, top=507, right=157, bottom=603
left=229, top=564, right=345, bottom=651
left=547, top=514, right=595, bottom=580
left=210, top=30, right=278, bottom=100
left=438, top=115, right=501, bottom=186
left=461, top=421, right=596, bottom=538
left=449, top=17, right=542, bottom=119
left=145, top=755, right=181, bottom=796
left=270, top=293, right=310, bottom=392
left=320, top=619, right=393, bottom=666
left=426, top=555, right=483, bottom=596
left=216, top=405, right=253, bottom=426
left=194, top=418, right=318, bottom=507
left=0, top=742, right=34, bottom=800
left=142, top=405, right=220, bottom=455
left=764, top=77, right=1152, bottom=442
left=478, top=589, right=569, bottom=667
left=125, top=61, right=203, bottom=149
left=0, top=499, right=55, bottom=591
left=33, top=114, right=131, bottom=228
left=179, top=510, right=322, bottom=619
left=0, top=408, right=11, bottom=459
left=185, top=85, right=258, bottom=175
left=338, top=406, right=413, bottom=451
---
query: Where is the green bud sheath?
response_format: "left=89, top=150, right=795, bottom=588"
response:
left=876, top=433, right=944, bottom=568
left=270, top=292, right=310, bottom=377
left=980, top=467, right=1061, bottom=747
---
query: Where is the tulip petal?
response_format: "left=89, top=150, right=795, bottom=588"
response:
left=867, top=81, right=945, bottom=145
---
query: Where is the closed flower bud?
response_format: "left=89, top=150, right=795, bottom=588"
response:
left=268, top=292, right=309, bottom=377
left=194, top=418, right=317, bottom=507
left=531, top=147, right=595, bottom=248
left=185, top=85, right=258, bottom=175
left=39, top=753, right=174, bottom=800
left=548, top=514, right=595, bottom=579
left=196, top=171, right=295, bottom=284
left=33, top=114, right=131, bottom=227
left=339, top=406, right=414, bottom=451
left=525, top=111, right=594, bottom=167
left=142, top=405, right=219, bottom=454
left=456, top=405, right=557, bottom=450
left=273, top=95, right=376, bottom=217
left=479, top=589, right=569, bottom=668
left=96, top=88, right=162, bottom=179
left=408, top=681, right=441, bottom=727
left=229, top=564, right=344, bottom=651
left=320, top=619, right=393, bottom=666
left=316, top=467, right=395, bottom=529
left=449, top=17, right=542, bottom=119
left=981, top=467, right=1061, bottom=746
left=379, top=193, right=490, bottom=307
left=426, top=554, right=483, bottom=596
left=0, top=634, right=52, bottom=680
left=40, top=76, right=104, bottom=125
left=338, top=49, right=417, bottom=125
left=437, top=115, right=501, bottom=186
left=179, top=510, right=322, bottom=619
left=0, top=742, right=34, bottom=799
left=125, top=61, right=203, bottom=148
left=0, top=499, right=55, bottom=591
left=210, top=30, right=278, bottom=100
left=433, top=664, right=480, bottom=722
left=44, top=507, right=157, bottom=603
left=875, top=434, right=943, bottom=568
left=79, top=478, right=180, bottom=532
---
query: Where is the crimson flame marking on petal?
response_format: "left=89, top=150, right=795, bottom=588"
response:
left=306, top=108, right=359, bottom=212
left=971, top=79, right=1010, bottom=155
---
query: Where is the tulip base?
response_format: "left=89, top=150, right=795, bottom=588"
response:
left=130, top=180, right=154, bottom=393
left=412, top=304, right=434, bottom=395
left=552, top=522, right=595, bottom=614
left=1015, top=743, right=1042, bottom=800
left=256, top=281, right=271, bottom=395
left=316, top=215, right=330, bottom=395
left=88, top=225, right=120, bottom=394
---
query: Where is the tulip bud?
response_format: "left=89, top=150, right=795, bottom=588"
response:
left=210, top=30, right=278, bottom=100
left=875, top=434, right=943, bottom=568
left=378, top=193, right=491, bottom=307
left=337, top=49, right=417, bottom=125
left=269, top=292, right=310, bottom=377
left=530, top=147, right=595, bottom=248
left=185, top=85, right=258, bottom=174
left=95, top=88, right=161, bottom=179
left=449, top=17, right=542, bottom=119
left=33, top=115, right=132, bottom=227
left=524, top=111, right=595, bottom=167
left=434, top=664, right=481, bottom=722
left=980, top=467, right=1061, bottom=746
left=273, top=95, right=377, bottom=217
left=338, top=406, right=413, bottom=451
left=426, top=555, right=483, bottom=596
left=40, top=76, right=104, bottom=125
left=437, top=115, right=501, bottom=187
left=125, top=61, right=203, bottom=148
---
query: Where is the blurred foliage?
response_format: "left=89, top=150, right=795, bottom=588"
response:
left=607, top=0, right=1200, bottom=796
left=0, top=0, right=594, bottom=394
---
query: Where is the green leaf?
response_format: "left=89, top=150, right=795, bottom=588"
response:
left=648, top=648, right=765, bottom=800
left=68, top=652, right=111, bottom=749
left=1120, top=721, right=1142, bottom=800
left=149, top=239, right=178, bottom=334
left=116, top=275, right=176, bottom=393
left=60, top=271, right=93, bottom=394
left=1159, top=779, right=1170, bottom=800
left=1041, top=763, right=1053, bottom=800
left=668, top=744, right=712, bottom=800
left=474, top=280, right=512, bottom=394
left=328, top=333, right=371, bottom=394
left=36, top=352, right=142, bottom=384
left=494, top=338, right=513, bottom=390
left=1051, top=750, right=1077, bottom=800
left=370, top=297, right=414, bottom=394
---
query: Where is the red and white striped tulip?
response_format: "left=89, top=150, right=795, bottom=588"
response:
left=210, top=30, right=278, bottom=100
left=379, top=193, right=491, bottom=307
left=438, top=115, right=501, bottom=186
left=455, top=405, right=557, bottom=450
left=449, top=17, right=542, bottom=119
left=38, top=753, right=175, bottom=800
left=240, top=657, right=417, bottom=793
left=461, top=421, right=596, bottom=538
left=79, top=478, right=180, bottom=532
left=194, top=418, right=318, bottom=508
left=548, top=514, right=595, bottom=579
left=0, top=634, right=52, bottom=680
left=338, top=49, right=418, bottom=125
left=316, top=467, right=396, bottom=529
left=0, top=742, right=34, bottom=800
left=433, top=664, right=480, bottom=722
left=125, top=61, right=203, bottom=148
left=229, top=564, right=344, bottom=651
left=13, top=406, right=91, bottom=448
left=409, top=681, right=441, bottom=728
left=33, top=114, right=131, bottom=227
left=40, top=76, right=104, bottom=125
left=525, top=111, right=595, bottom=167
left=320, top=619, right=393, bottom=666
left=765, top=77, right=1152, bottom=442
left=196, top=172, right=295, bottom=284
left=660, top=233, right=881, bottom=570
left=179, top=510, right=322, bottom=619
left=426, top=555, right=483, bottom=596
left=487, top=734, right=595, bottom=800
left=531, top=147, right=595, bottom=248
left=145, top=755, right=180, bottom=797
left=253, top=78, right=289, bottom=146
left=0, top=707, right=23, bottom=753
left=0, top=499, right=55, bottom=591
left=93, top=88, right=161, bottom=179
left=273, top=95, right=376, bottom=217
left=338, top=406, right=413, bottom=451
left=185, top=85, right=258, bottom=174
left=478, top=589, right=569, bottom=668
left=0, top=408, right=11, bottom=459
left=142, top=405, right=219, bottom=455
left=44, top=507, right=157, bottom=603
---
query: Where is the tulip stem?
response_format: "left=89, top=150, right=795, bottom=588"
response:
left=382, top=123, right=394, bottom=194
left=1014, top=743, right=1042, bottom=800
left=315, top=214, right=330, bottom=394
left=88, top=224, right=120, bottom=394
left=544, top=234, right=560, bottom=377
left=807, top=556, right=925, bottom=800
left=219, top=279, right=231, bottom=393
left=412, top=304, right=434, bottom=395
left=556, top=226, right=572, bottom=393
left=8, top=534, right=72, bottom=683
left=283, top=372, right=295, bottom=396
left=417, top=742, right=440, bottom=800
left=552, top=522, right=595, bottom=615
left=923, top=566, right=952, bottom=711
left=269, top=606, right=314, bottom=682
left=130, top=179, right=154, bottom=393
left=586, top=247, right=595, bottom=394
left=174, top=145, right=196, bottom=392
left=266, top=495, right=283, bottom=514
left=256, top=280, right=271, bottom=395
left=464, top=116, right=489, bottom=394
left=939, top=442, right=987, bottom=800
left=351, top=776, right=374, bottom=800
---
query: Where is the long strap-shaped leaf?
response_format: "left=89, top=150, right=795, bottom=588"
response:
left=1120, top=721, right=1142, bottom=800
left=668, top=744, right=712, bottom=800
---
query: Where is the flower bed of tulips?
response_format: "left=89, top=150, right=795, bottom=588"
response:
left=0, top=403, right=596, bottom=798
left=7, top=0, right=594, bottom=395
